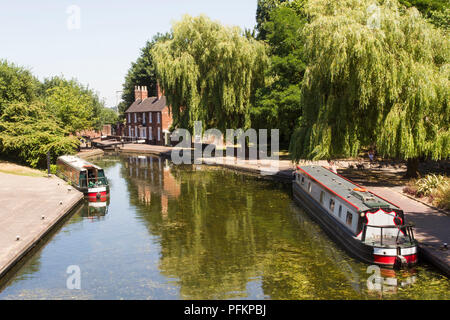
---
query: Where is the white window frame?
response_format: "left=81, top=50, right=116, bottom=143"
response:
left=135, top=126, right=138, bottom=138
left=128, top=126, right=131, bottom=137
left=143, top=112, right=146, bottom=124
left=140, top=127, right=146, bottom=139
left=127, top=113, right=131, bottom=124
left=157, top=127, right=161, bottom=141
left=134, top=113, right=137, bottom=123
left=149, top=112, right=152, bottom=124
left=157, top=112, right=160, bottom=124
left=149, top=127, right=153, bottom=140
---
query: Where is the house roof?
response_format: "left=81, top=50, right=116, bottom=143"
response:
left=125, top=96, right=167, bottom=113
left=297, top=165, right=400, bottom=212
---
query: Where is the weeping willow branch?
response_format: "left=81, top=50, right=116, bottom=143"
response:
left=151, top=15, right=269, bottom=133
left=289, top=0, right=449, bottom=163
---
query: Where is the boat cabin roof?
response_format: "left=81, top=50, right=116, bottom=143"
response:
left=297, top=165, right=400, bottom=212
left=57, top=155, right=102, bottom=172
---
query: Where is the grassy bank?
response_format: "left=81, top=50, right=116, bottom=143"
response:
left=0, top=161, right=47, bottom=177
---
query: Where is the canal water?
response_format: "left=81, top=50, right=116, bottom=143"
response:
left=0, top=154, right=448, bottom=299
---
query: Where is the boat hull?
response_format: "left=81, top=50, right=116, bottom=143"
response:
left=292, top=182, right=417, bottom=268
left=74, top=186, right=108, bottom=202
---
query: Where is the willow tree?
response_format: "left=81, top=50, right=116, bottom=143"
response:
left=151, top=15, right=268, bottom=134
left=289, top=0, right=449, bottom=177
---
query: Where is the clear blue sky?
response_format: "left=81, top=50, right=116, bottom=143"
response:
left=0, top=0, right=257, bottom=108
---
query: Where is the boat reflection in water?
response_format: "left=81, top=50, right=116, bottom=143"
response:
left=367, top=266, right=417, bottom=297
left=81, top=200, right=110, bottom=221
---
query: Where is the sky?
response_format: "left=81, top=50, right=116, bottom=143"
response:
left=0, top=0, right=258, bottom=108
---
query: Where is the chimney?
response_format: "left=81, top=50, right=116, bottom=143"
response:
left=134, top=86, right=141, bottom=101
left=141, top=86, right=148, bottom=100
left=157, top=81, right=163, bottom=100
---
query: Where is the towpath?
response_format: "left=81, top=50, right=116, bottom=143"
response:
left=0, top=172, right=83, bottom=279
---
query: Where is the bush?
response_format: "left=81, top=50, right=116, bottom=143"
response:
left=405, top=174, right=450, bottom=210
left=403, top=185, right=419, bottom=196
left=432, top=184, right=450, bottom=210
left=50, top=164, right=58, bottom=175
left=416, top=174, right=448, bottom=197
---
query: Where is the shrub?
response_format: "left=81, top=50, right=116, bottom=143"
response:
left=432, top=184, right=450, bottom=211
left=416, top=174, right=448, bottom=197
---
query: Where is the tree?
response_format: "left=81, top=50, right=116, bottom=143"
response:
left=118, top=33, right=171, bottom=116
left=399, top=0, right=449, bottom=29
left=398, top=0, right=447, bottom=15
left=151, top=15, right=268, bottom=133
left=0, top=102, right=79, bottom=168
left=289, top=0, right=449, bottom=177
left=256, top=0, right=288, bottom=40
left=98, top=107, right=119, bottom=126
left=0, top=60, right=38, bottom=115
left=252, top=1, right=307, bottom=146
left=43, top=77, right=104, bottom=134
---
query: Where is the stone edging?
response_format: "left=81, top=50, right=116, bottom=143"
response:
left=396, top=189, right=450, bottom=216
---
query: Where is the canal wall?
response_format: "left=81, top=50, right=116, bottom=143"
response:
left=0, top=172, right=84, bottom=279
left=77, top=148, right=104, bottom=159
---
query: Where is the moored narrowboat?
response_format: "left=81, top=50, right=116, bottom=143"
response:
left=293, top=165, right=418, bottom=269
left=56, top=155, right=109, bottom=202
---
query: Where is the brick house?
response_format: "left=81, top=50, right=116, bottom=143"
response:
left=124, top=84, right=173, bottom=145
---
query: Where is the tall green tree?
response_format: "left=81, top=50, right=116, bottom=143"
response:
left=151, top=15, right=269, bottom=133
left=0, top=60, right=38, bottom=115
left=289, top=0, right=449, bottom=177
left=256, top=0, right=288, bottom=40
left=252, top=1, right=307, bottom=146
left=118, top=33, right=171, bottom=115
left=43, top=77, right=104, bottom=134
left=0, top=102, right=79, bottom=168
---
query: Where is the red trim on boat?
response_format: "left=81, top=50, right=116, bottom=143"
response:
left=355, top=208, right=405, bottom=238
left=374, top=254, right=417, bottom=265
left=297, top=167, right=360, bottom=211
left=87, top=191, right=107, bottom=198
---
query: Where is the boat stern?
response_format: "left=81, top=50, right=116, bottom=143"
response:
left=87, top=186, right=108, bottom=202
left=373, top=245, right=418, bottom=268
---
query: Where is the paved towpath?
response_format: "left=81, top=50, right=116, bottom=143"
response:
left=0, top=172, right=83, bottom=279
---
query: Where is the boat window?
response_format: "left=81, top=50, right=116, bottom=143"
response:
left=346, top=211, right=353, bottom=226
left=308, top=182, right=312, bottom=193
left=338, top=205, right=342, bottom=218
left=80, top=171, right=87, bottom=188
left=320, top=191, right=325, bottom=204
left=329, top=199, right=335, bottom=211
left=301, top=176, right=305, bottom=185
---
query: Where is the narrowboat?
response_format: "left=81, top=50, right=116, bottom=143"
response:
left=293, top=165, right=418, bottom=269
left=56, top=155, right=109, bottom=202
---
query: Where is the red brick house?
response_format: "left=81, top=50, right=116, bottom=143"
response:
left=124, top=84, right=173, bottom=145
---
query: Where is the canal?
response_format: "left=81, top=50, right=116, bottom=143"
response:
left=0, top=154, right=449, bottom=299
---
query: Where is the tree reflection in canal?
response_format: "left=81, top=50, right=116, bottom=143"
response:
left=120, top=155, right=449, bottom=300
left=0, top=154, right=448, bottom=300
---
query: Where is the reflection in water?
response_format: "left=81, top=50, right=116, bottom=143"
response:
left=0, top=154, right=448, bottom=300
